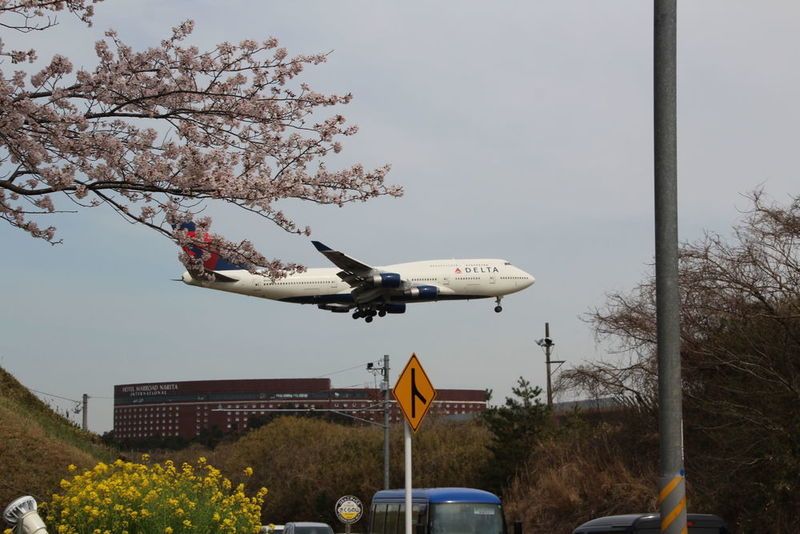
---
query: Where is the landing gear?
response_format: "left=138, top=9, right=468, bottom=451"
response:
left=353, top=308, right=379, bottom=323
left=351, top=299, right=393, bottom=323
left=494, top=296, right=503, bottom=313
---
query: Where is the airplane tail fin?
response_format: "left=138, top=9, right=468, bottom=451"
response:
left=175, top=222, right=245, bottom=272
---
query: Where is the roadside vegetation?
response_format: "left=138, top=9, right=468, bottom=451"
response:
left=43, top=457, right=266, bottom=533
left=0, top=367, right=114, bottom=510
left=556, top=192, right=800, bottom=533
left=173, top=416, right=492, bottom=526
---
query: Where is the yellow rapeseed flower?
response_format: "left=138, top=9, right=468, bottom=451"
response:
left=46, top=457, right=265, bottom=533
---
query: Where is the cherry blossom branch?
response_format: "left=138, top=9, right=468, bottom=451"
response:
left=0, top=1, right=401, bottom=276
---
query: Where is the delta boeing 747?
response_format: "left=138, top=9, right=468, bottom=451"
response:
left=178, top=225, right=535, bottom=322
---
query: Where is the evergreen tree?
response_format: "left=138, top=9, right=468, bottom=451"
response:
left=481, top=377, right=550, bottom=494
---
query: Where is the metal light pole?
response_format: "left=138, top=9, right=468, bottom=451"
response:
left=536, top=323, right=564, bottom=409
left=654, top=1, right=687, bottom=533
left=368, top=356, right=392, bottom=489
left=382, top=354, right=391, bottom=489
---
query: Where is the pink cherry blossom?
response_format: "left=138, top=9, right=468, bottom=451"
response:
left=0, top=0, right=400, bottom=276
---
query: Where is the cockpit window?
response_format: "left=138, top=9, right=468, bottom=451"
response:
left=504, top=262, right=512, bottom=266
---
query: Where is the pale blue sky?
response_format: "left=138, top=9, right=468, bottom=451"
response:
left=2, top=1, right=799, bottom=432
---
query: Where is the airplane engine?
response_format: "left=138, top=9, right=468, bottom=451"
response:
left=317, top=303, right=351, bottom=313
left=368, top=273, right=402, bottom=288
left=404, top=285, right=439, bottom=300
left=385, top=303, right=406, bottom=314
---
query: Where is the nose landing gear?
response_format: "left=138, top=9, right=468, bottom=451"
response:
left=494, top=296, right=503, bottom=313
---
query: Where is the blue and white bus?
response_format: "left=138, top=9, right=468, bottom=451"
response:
left=369, top=487, right=506, bottom=534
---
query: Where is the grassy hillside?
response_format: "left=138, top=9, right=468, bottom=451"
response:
left=0, top=366, right=115, bottom=508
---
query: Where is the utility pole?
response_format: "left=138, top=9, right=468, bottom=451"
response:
left=536, top=323, right=564, bottom=408
left=82, top=394, right=89, bottom=431
left=382, top=354, right=390, bottom=489
left=368, top=355, right=392, bottom=489
left=654, top=1, right=687, bottom=533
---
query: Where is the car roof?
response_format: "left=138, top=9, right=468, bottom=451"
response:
left=372, top=487, right=501, bottom=505
left=574, top=513, right=728, bottom=532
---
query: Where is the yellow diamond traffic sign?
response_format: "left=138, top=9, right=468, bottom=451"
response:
left=392, top=353, right=437, bottom=432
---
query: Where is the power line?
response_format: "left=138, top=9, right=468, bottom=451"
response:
left=27, top=387, right=111, bottom=401
left=314, top=361, right=373, bottom=379
left=28, top=388, right=80, bottom=404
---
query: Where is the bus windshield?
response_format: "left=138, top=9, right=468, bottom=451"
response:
left=429, top=503, right=505, bottom=534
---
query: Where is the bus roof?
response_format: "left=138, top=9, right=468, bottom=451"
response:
left=372, top=488, right=501, bottom=505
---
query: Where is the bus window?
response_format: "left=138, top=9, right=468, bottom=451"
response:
left=413, top=503, right=428, bottom=533
left=430, top=503, right=504, bottom=534
left=397, top=503, right=427, bottom=534
left=385, top=504, right=400, bottom=534
left=370, top=504, right=387, bottom=534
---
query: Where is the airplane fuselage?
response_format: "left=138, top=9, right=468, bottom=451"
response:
left=181, top=258, right=534, bottom=308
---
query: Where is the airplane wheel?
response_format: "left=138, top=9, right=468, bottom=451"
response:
left=352, top=311, right=361, bottom=319
left=365, top=316, right=374, bottom=323
left=378, top=310, right=387, bottom=317
left=494, top=305, right=503, bottom=313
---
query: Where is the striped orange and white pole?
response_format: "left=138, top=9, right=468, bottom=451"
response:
left=658, top=472, right=687, bottom=534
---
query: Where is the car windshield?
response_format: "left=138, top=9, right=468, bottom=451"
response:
left=430, top=503, right=504, bottom=534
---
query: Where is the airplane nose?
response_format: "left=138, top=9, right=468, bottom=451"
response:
left=524, top=272, right=535, bottom=288
left=181, top=271, right=192, bottom=284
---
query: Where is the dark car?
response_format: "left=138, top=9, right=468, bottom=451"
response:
left=283, top=522, right=335, bottom=534
left=573, top=513, right=729, bottom=534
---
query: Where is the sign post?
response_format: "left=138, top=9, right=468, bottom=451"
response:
left=392, top=353, right=437, bottom=534
left=404, top=421, right=412, bottom=534
left=334, top=495, right=363, bottom=534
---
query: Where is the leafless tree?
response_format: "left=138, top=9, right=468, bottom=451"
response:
left=561, top=191, right=800, bottom=530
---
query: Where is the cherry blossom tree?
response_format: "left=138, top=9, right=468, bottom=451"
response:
left=0, top=0, right=399, bottom=274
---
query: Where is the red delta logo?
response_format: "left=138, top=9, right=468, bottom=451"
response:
left=454, top=267, right=462, bottom=274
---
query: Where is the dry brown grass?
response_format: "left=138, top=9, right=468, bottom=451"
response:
left=504, top=420, right=658, bottom=534
left=0, top=367, right=114, bottom=508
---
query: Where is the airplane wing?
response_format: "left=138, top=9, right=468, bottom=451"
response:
left=311, top=241, right=376, bottom=287
left=311, top=241, right=445, bottom=318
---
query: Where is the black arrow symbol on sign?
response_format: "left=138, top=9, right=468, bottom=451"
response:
left=411, top=367, right=427, bottom=418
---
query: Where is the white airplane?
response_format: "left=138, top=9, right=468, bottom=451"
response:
left=177, top=224, right=535, bottom=322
